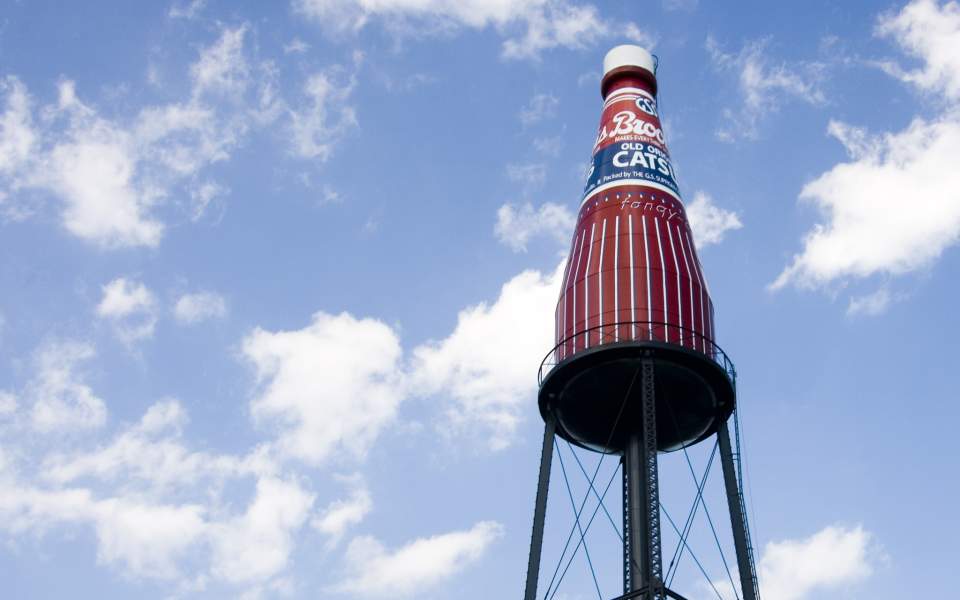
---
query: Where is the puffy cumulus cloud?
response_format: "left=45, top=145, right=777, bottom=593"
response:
left=0, top=480, right=207, bottom=581
left=0, top=27, right=250, bottom=247
left=210, top=477, right=315, bottom=584
left=684, top=191, right=742, bottom=247
left=774, top=1, right=960, bottom=294
left=0, top=393, right=313, bottom=589
left=96, top=277, right=158, bottom=343
left=758, top=525, right=874, bottom=600
left=91, top=498, right=208, bottom=579
left=40, top=399, right=249, bottom=491
left=707, top=36, right=825, bottom=142
left=0, top=25, right=355, bottom=248
left=332, top=520, right=503, bottom=596
left=26, top=340, right=107, bottom=433
left=410, top=263, right=563, bottom=449
left=495, top=201, right=575, bottom=252
left=293, top=0, right=652, bottom=61
left=243, top=311, right=404, bottom=465
left=772, top=114, right=960, bottom=290
left=174, top=291, right=228, bottom=324
left=876, top=0, right=960, bottom=101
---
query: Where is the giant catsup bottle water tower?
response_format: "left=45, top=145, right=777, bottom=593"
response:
left=524, top=46, right=761, bottom=600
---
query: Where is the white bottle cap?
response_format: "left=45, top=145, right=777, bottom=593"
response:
left=603, top=45, right=656, bottom=79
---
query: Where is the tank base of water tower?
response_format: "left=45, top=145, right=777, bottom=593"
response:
left=538, top=341, right=735, bottom=454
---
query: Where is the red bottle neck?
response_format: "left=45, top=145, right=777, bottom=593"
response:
left=601, top=68, right=657, bottom=100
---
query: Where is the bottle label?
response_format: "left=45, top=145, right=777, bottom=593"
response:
left=582, top=88, right=681, bottom=204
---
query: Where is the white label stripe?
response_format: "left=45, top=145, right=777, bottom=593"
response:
left=629, top=215, right=636, bottom=340
left=598, top=219, right=607, bottom=343
left=614, top=216, right=620, bottom=342
left=677, top=225, right=696, bottom=350
left=654, top=217, right=668, bottom=342
left=641, top=215, right=652, bottom=340
left=666, top=223, right=683, bottom=345
left=583, top=223, right=596, bottom=350
left=571, top=230, right=587, bottom=357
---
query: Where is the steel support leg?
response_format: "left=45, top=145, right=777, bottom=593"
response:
left=623, top=358, right=664, bottom=599
left=524, top=417, right=556, bottom=600
left=718, top=420, right=759, bottom=600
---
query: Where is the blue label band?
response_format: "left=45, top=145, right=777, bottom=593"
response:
left=583, top=142, right=680, bottom=200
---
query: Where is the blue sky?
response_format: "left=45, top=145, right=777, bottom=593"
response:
left=0, top=0, right=957, bottom=598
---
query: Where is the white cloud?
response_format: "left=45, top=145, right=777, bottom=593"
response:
left=188, top=180, right=228, bottom=222
left=876, top=0, right=960, bottom=101
left=684, top=191, right=742, bottom=247
left=38, top=85, right=165, bottom=247
left=0, top=481, right=206, bottom=581
left=210, top=477, right=315, bottom=584
left=174, top=291, right=228, bottom=324
left=532, top=134, right=565, bottom=156
left=494, top=201, right=574, bottom=252
left=242, top=311, right=404, bottom=464
left=0, top=26, right=338, bottom=248
left=168, top=0, right=207, bottom=20
left=40, top=399, right=248, bottom=491
left=707, top=37, right=825, bottom=141
left=846, top=288, right=893, bottom=317
left=284, top=37, right=310, bottom=54
left=505, top=162, right=548, bottom=190
left=293, top=0, right=651, bottom=61
left=0, top=389, right=317, bottom=589
left=0, top=391, right=17, bottom=416
left=333, top=521, right=503, bottom=596
left=287, top=70, right=358, bottom=161
left=96, top=277, right=155, bottom=319
left=662, top=0, right=698, bottom=11
left=190, top=25, right=251, bottom=98
left=92, top=498, right=207, bottom=579
left=28, top=340, right=107, bottom=433
left=759, top=525, right=874, bottom=600
left=519, top=92, right=559, bottom=126
left=0, top=76, right=35, bottom=176
left=96, top=277, right=158, bottom=342
left=410, top=263, right=563, bottom=449
left=772, top=115, right=960, bottom=289
left=0, top=25, right=362, bottom=246
left=774, top=1, right=960, bottom=293
left=313, top=477, right=372, bottom=546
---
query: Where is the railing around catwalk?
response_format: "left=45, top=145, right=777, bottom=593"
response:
left=538, top=320, right=737, bottom=387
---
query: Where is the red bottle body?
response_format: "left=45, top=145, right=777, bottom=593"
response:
left=555, top=69, right=715, bottom=360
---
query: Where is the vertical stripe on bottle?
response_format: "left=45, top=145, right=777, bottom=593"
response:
left=641, top=214, right=653, bottom=341
left=597, top=218, right=607, bottom=346
left=653, top=217, right=668, bottom=343
left=583, top=222, right=596, bottom=350
left=666, top=221, right=683, bottom=345
left=628, top=215, right=636, bottom=340
left=613, top=216, right=620, bottom=342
